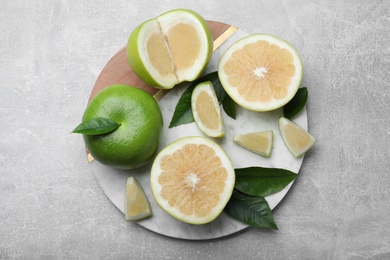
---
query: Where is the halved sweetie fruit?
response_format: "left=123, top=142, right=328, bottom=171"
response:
left=218, top=34, right=303, bottom=112
left=150, top=136, right=235, bottom=225
left=127, top=9, right=213, bottom=89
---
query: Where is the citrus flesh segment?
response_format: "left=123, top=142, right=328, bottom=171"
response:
left=127, top=9, right=213, bottom=89
left=150, top=136, right=235, bottom=225
left=218, top=34, right=303, bottom=111
left=166, top=23, right=201, bottom=70
left=146, top=24, right=176, bottom=79
left=278, top=117, right=316, bottom=157
left=191, top=81, right=225, bottom=138
left=125, top=176, right=152, bottom=221
left=233, top=131, right=273, bottom=157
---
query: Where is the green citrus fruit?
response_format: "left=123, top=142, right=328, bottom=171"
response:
left=127, top=9, right=213, bottom=89
left=82, top=84, right=163, bottom=169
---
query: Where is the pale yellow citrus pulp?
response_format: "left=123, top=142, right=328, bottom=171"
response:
left=233, top=131, right=273, bottom=157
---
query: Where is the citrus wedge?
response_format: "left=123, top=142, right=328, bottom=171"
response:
left=218, top=34, right=303, bottom=112
left=191, top=81, right=225, bottom=138
left=127, top=9, right=213, bottom=89
left=125, top=176, right=152, bottom=221
left=233, top=131, right=273, bottom=157
left=150, top=136, right=235, bottom=225
left=278, top=117, right=316, bottom=157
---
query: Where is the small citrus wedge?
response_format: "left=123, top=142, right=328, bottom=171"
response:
left=278, top=117, right=316, bottom=157
left=150, top=136, right=235, bottom=225
left=191, top=81, right=225, bottom=138
left=218, top=34, right=303, bottom=112
left=127, top=9, right=213, bottom=89
left=233, top=131, right=273, bottom=157
left=125, top=176, right=152, bottom=221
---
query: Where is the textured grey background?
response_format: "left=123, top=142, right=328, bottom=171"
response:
left=1, top=0, right=389, bottom=259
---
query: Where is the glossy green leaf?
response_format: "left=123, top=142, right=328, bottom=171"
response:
left=168, top=85, right=195, bottom=128
left=71, top=117, right=120, bottom=135
left=224, top=190, right=278, bottom=230
left=208, top=72, right=227, bottom=103
left=222, top=94, right=237, bottom=119
left=283, top=87, right=308, bottom=119
left=235, top=167, right=298, bottom=197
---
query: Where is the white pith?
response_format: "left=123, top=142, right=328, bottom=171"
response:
left=185, top=172, right=200, bottom=189
left=253, top=67, right=268, bottom=78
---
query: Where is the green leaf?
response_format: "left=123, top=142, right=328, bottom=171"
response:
left=283, top=87, right=308, bottom=119
left=71, top=117, right=121, bottom=135
left=235, top=167, right=298, bottom=197
left=209, top=73, right=227, bottom=102
left=224, top=190, right=278, bottom=230
left=222, top=94, right=237, bottom=119
left=168, top=85, right=195, bottom=128
left=168, top=71, right=236, bottom=128
left=201, top=72, right=236, bottom=118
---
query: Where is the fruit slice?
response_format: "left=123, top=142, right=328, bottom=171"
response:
left=278, top=117, right=316, bottom=157
left=191, top=81, right=225, bottom=138
left=125, top=176, right=152, bottom=221
left=127, top=9, right=213, bottom=89
left=233, top=131, right=273, bottom=157
left=218, top=34, right=303, bottom=112
left=150, top=136, right=235, bottom=225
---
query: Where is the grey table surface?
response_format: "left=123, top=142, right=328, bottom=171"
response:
left=1, top=0, right=389, bottom=259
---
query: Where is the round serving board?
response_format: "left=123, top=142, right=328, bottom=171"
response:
left=87, top=21, right=307, bottom=240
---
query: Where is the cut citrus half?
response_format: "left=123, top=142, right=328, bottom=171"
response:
left=150, top=136, right=235, bottom=225
left=127, top=9, right=213, bottom=89
left=233, top=131, right=273, bottom=157
left=125, top=176, right=152, bottom=221
left=218, top=34, right=303, bottom=112
left=191, top=81, right=225, bottom=138
left=278, top=117, right=316, bottom=157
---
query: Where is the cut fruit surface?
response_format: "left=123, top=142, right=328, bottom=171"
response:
left=233, top=131, right=273, bottom=157
left=125, top=176, right=152, bottom=221
left=278, top=117, right=316, bottom=157
left=127, top=9, right=213, bottom=89
left=218, top=34, right=303, bottom=111
left=191, top=81, right=225, bottom=138
left=150, top=136, right=235, bottom=225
